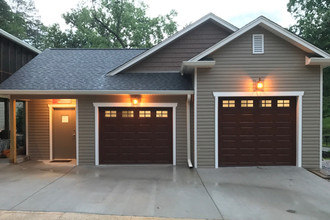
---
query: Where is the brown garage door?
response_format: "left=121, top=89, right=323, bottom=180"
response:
left=99, top=107, right=172, bottom=164
left=219, top=97, right=296, bottom=166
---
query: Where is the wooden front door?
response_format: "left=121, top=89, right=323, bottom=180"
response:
left=53, top=108, right=76, bottom=159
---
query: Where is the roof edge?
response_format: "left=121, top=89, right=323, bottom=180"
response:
left=190, top=16, right=330, bottom=62
left=0, top=29, right=41, bottom=54
left=107, top=13, right=238, bottom=76
left=0, top=90, right=194, bottom=95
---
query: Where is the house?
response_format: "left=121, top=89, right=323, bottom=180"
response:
left=0, top=13, right=329, bottom=168
left=0, top=29, right=40, bottom=158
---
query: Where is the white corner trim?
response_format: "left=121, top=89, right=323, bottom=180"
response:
left=48, top=104, right=76, bottom=161
left=214, top=96, right=218, bottom=168
left=190, top=17, right=330, bottom=62
left=107, top=13, right=237, bottom=76
left=93, top=102, right=178, bottom=166
left=194, top=68, right=198, bottom=168
left=213, top=91, right=304, bottom=168
left=186, top=94, right=193, bottom=167
left=25, top=102, right=29, bottom=156
left=320, top=68, right=323, bottom=169
left=76, top=99, right=79, bottom=165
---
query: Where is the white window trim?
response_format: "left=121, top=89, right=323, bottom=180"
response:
left=320, top=67, right=323, bottom=169
left=93, top=102, right=178, bottom=166
left=213, top=91, right=304, bottom=168
left=48, top=104, right=77, bottom=163
left=252, top=34, right=264, bottom=54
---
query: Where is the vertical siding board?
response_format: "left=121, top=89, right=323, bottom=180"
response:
left=78, top=95, right=187, bottom=165
left=27, top=99, right=52, bottom=159
left=197, top=26, right=320, bottom=168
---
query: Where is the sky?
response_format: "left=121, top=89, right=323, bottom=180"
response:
left=33, top=0, right=296, bottom=30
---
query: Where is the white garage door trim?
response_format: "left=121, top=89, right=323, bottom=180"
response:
left=93, top=102, right=178, bottom=166
left=213, top=91, right=304, bottom=168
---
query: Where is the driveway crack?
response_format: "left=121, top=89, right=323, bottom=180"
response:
left=9, top=166, right=76, bottom=211
left=196, top=170, right=224, bottom=220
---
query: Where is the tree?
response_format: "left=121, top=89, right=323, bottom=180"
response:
left=61, top=0, right=178, bottom=48
left=0, top=0, right=27, bottom=40
left=287, top=0, right=330, bottom=97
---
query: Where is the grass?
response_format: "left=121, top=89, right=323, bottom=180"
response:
left=323, top=116, right=330, bottom=147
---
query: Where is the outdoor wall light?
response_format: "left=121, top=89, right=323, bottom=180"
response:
left=256, top=77, right=264, bottom=91
left=131, top=95, right=141, bottom=105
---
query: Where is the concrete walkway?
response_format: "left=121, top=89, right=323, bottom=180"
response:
left=1, top=161, right=330, bottom=220
left=0, top=211, right=201, bottom=220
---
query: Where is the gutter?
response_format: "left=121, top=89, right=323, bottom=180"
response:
left=0, top=90, right=194, bottom=95
left=305, top=57, right=330, bottom=67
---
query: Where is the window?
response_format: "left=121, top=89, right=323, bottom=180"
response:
left=62, top=115, right=69, bottom=123
left=105, top=110, right=116, bottom=118
left=156, top=110, right=168, bottom=118
left=241, top=100, right=253, bottom=107
left=261, top=100, right=272, bottom=107
left=122, top=110, right=134, bottom=118
left=277, top=100, right=290, bottom=107
left=253, top=34, right=264, bottom=54
left=222, top=100, right=235, bottom=108
left=139, top=110, right=151, bottom=118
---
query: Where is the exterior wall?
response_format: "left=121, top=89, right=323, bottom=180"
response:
left=77, top=95, right=188, bottom=165
left=27, top=99, right=52, bottom=159
left=196, top=25, right=320, bottom=168
left=128, top=20, right=232, bottom=73
left=0, top=35, right=38, bottom=83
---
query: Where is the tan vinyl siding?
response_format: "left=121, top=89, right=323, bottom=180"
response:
left=196, top=25, right=320, bottom=168
left=128, top=21, right=232, bottom=72
left=77, top=95, right=188, bottom=165
left=27, top=99, right=52, bottom=159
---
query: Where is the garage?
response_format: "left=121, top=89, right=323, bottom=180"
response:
left=99, top=107, right=173, bottom=164
left=218, top=97, right=296, bottom=166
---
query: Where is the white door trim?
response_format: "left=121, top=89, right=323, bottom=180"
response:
left=93, top=102, right=178, bottom=166
left=213, top=91, right=304, bottom=168
left=48, top=104, right=76, bottom=162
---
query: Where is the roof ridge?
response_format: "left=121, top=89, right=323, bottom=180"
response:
left=48, top=48, right=147, bottom=51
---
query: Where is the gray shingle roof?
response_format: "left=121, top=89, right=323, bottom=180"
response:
left=0, top=49, right=193, bottom=91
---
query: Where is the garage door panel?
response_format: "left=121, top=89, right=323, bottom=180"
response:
left=99, top=107, right=173, bottom=164
left=219, top=97, right=296, bottom=167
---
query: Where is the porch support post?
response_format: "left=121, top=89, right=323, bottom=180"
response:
left=9, top=98, right=16, bottom=163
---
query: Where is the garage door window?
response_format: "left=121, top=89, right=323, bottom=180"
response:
left=261, top=100, right=272, bottom=107
left=156, top=110, right=168, bottom=118
left=241, top=100, right=253, bottom=107
left=122, top=110, right=134, bottom=118
left=222, top=100, right=235, bottom=107
left=105, top=110, right=117, bottom=118
left=139, top=110, right=151, bottom=118
left=277, top=100, right=290, bottom=107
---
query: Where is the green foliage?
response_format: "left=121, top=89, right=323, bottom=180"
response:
left=58, top=0, right=178, bottom=48
left=0, top=0, right=27, bottom=40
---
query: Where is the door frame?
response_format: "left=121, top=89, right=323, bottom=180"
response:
left=48, top=104, right=76, bottom=161
left=93, top=102, right=178, bottom=166
left=213, top=91, right=304, bottom=168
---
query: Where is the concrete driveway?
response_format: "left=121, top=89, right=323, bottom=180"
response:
left=0, top=161, right=330, bottom=220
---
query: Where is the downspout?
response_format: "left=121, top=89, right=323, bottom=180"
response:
left=186, top=94, right=193, bottom=168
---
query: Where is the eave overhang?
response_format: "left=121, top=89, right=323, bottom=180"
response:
left=0, top=90, right=194, bottom=95
left=305, top=57, right=330, bottom=68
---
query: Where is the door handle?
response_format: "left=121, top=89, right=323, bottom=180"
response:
left=73, top=129, right=76, bottom=136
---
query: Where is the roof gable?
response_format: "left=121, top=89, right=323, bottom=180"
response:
left=107, top=13, right=238, bottom=76
left=0, top=29, right=41, bottom=54
left=189, top=16, right=330, bottom=62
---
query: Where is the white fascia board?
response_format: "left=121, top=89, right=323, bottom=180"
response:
left=107, top=13, right=237, bottom=76
left=0, top=29, right=41, bottom=54
left=190, top=16, right=330, bottom=62
left=182, top=61, right=216, bottom=68
left=305, top=57, right=330, bottom=67
left=0, top=90, right=194, bottom=95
